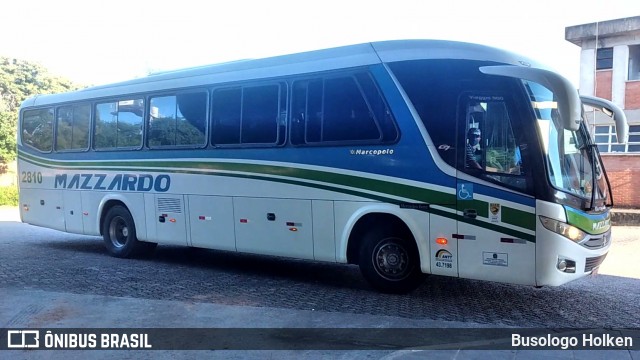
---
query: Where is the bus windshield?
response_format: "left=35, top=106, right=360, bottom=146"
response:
left=526, top=80, right=610, bottom=208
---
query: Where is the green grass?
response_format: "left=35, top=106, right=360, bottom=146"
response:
left=0, top=185, right=18, bottom=206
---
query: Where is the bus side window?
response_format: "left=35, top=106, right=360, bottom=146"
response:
left=306, top=80, right=323, bottom=142
left=176, top=92, right=207, bottom=146
left=22, top=108, right=54, bottom=152
left=323, top=76, right=381, bottom=142
left=484, top=101, right=522, bottom=176
left=211, top=88, right=241, bottom=145
left=290, top=73, right=395, bottom=145
left=94, top=99, right=143, bottom=149
left=460, top=96, right=528, bottom=191
left=56, top=104, right=90, bottom=151
left=290, top=81, right=306, bottom=145
left=242, top=85, right=279, bottom=144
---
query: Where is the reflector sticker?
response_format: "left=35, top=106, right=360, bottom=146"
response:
left=500, top=238, right=526, bottom=244
left=452, top=234, right=476, bottom=240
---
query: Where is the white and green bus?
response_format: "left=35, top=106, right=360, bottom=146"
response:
left=17, top=40, right=628, bottom=293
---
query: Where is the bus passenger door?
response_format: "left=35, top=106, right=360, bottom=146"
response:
left=455, top=94, right=536, bottom=285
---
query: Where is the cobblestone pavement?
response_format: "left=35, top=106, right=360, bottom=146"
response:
left=0, top=215, right=638, bottom=330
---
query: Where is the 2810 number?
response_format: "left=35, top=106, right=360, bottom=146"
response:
left=21, top=171, right=43, bottom=184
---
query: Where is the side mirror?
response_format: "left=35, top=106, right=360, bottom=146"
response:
left=580, top=95, right=629, bottom=144
left=480, top=65, right=581, bottom=131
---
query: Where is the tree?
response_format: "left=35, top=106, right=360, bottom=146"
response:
left=0, top=56, right=82, bottom=168
left=0, top=112, right=17, bottom=164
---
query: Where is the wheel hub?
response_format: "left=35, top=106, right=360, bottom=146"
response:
left=374, top=241, right=409, bottom=279
left=109, top=216, right=129, bottom=248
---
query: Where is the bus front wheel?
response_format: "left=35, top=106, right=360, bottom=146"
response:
left=102, top=205, right=156, bottom=258
left=358, top=228, right=424, bottom=294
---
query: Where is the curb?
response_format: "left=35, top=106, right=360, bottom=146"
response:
left=611, top=210, right=640, bottom=226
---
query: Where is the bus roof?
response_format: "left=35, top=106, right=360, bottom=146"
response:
left=21, top=39, right=540, bottom=108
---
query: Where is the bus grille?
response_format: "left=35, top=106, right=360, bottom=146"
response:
left=157, top=197, right=182, bottom=213
left=585, top=254, right=607, bottom=272
left=582, top=232, right=611, bottom=249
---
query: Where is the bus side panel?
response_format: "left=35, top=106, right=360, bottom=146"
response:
left=429, top=214, right=459, bottom=277
left=312, top=200, right=336, bottom=262
left=81, top=191, right=101, bottom=236
left=234, top=197, right=314, bottom=259
left=63, top=190, right=84, bottom=234
left=457, top=222, right=536, bottom=286
left=143, top=193, right=156, bottom=241
left=154, top=194, right=188, bottom=246
left=20, top=188, right=66, bottom=232
left=187, top=195, right=236, bottom=251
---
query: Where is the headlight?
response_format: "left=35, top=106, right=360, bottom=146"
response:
left=539, top=216, right=587, bottom=242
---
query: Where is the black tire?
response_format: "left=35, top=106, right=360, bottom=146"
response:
left=102, top=205, right=156, bottom=258
left=358, top=227, right=424, bottom=294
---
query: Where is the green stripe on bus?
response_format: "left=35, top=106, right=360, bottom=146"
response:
left=19, top=151, right=457, bottom=205
left=502, top=207, right=537, bottom=231
left=564, top=206, right=611, bottom=235
left=18, top=152, right=536, bottom=238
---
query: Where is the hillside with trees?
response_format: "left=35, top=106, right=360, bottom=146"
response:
left=0, top=57, right=81, bottom=170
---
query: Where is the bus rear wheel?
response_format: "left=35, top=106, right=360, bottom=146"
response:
left=358, top=228, right=424, bottom=294
left=102, top=205, right=156, bottom=258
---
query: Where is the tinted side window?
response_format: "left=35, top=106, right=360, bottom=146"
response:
left=389, top=60, right=460, bottom=166
left=149, top=92, right=207, bottom=147
left=56, top=104, right=90, bottom=151
left=95, top=99, right=143, bottom=149
left=242, top=85, right=280, bottom=144
left=211, top=88, right=241, bottom=145
left=324, top=77, right=380, bottom=141
left=291, top=73, right=395, bottom=145
left=211, top=84, right=284, bottom=146
left=22, top=108, right=54, bottom=152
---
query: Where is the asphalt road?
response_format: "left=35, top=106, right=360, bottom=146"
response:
left=1, top=206, right=638, bottom=329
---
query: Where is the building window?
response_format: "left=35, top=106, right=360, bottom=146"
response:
left=593, top=125, right=640, bottom=153
left=596, top=48, right=613, bottom=70
left=629, top=45, right=640, bottom=81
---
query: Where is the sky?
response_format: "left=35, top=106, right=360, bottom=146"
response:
left=1, top=0, right=638, bottom=87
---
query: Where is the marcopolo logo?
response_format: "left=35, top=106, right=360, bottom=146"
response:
left=54, top=173, right=171, bottom=192
left=350, top=148, right=394, bottom=156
